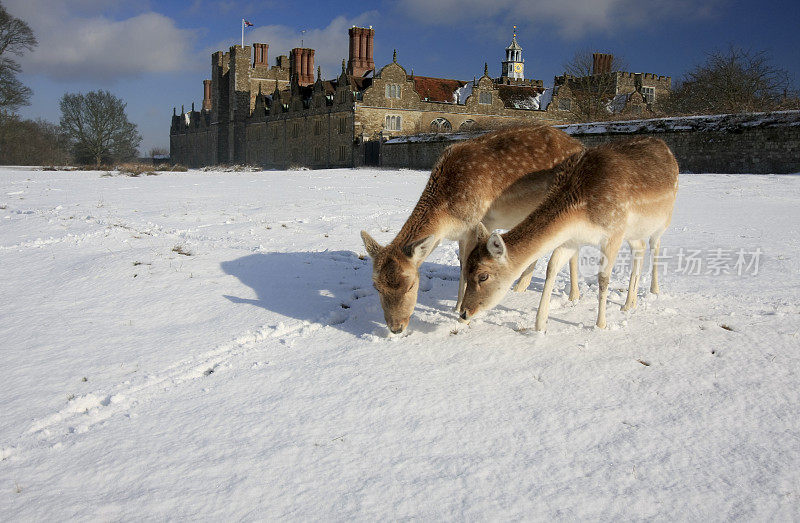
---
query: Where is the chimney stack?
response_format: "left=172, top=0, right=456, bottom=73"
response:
left=290, top=48, right=315, bottom=86
left=592, top=53, right=613, bottom=75
left=253, top=43, right=269, bottom=67
left=347, top=26, right=375, bottom=77
left=202, top=79, right=212, bottom=111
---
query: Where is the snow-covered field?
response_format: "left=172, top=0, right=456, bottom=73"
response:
left=1, top=166, right=799, bottom=519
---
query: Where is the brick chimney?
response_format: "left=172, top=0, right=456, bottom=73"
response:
left=347, top=26, right=375, bottom=77
left=592, top=53, right=613, bottom=75
left=253, top=43, right=268, bottom=67
left=202, top=79, right=212, bottom=111
left=290, top=48, right=315, bottom=86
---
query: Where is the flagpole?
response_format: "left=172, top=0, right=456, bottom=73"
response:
left=241, top=19, right=244, bottom=47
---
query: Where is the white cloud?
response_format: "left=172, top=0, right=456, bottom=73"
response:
left=208, top=12, right=379, bottom=81
left=395, top=0, right=721, bottom=38
left=5, top=0, right=199, bottom=81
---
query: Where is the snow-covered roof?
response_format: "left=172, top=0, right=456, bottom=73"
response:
left=557, top=110, right=800, bottom=135
left=453, top=82, right=473, bottom=105
left=538, top=86, right=554, bottom=111
left=384, top=132, right=480, bottom=144
left=383, top=110, right=800, bottom=144
left=607, top=93, right=630, bottom=114
left=496, top=84, right=543, bottom=110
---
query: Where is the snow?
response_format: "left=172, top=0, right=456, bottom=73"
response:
left=386, top=110, right=800, bottom=146
left=558, top=109, right=800, bottom=135
left=538, top=85, right=554, bottom=110
left=507, top=91, right=541, bottom=110
left=1, top=166, right=799, bottom=519
left=453, top=82, right=473, bottom=105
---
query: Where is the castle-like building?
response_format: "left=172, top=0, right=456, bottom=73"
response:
left=170, top=27, right=670, bottom=168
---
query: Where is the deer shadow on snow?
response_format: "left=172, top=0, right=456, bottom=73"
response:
left=220, top=250, right=494, bottom=336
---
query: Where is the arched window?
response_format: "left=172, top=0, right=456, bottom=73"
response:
left=385, top=115, right=402, bottom=131
left=460, top=119, right=477, bottom=131
left=430, top=117, right=452, bottom=133
left=385, top=84, right=401, bottom=99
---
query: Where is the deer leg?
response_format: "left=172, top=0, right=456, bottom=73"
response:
left=568, top=250, right=580, bottom=301
left=649, top=233, right=663, bottom=295
left=535, top=246, right=576, bottom=332
left=597, top=235, right=623, bottom=329
left=455, top=233, right=476, bottom=312
left=513, top=260, right=537, bottom=292
left=622, top=239, right=646, bottom=311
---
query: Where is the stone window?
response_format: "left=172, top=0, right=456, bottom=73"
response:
left=385, top=115, right=402, bottom=131
left=338, top=117, right=348, bottom=134
left=338, top=145, right=348, bottom=162
left=272, top=126, right=279, bottom=140
left=479, top=91, right=492, bottom=105
left=641, top=86, right=655, bottom=104
left=314, top=120, right=322, bottom=135
left=385, top=84, right=401, bottom=99
left=558, top=98, right=571, bottom=111
left=460, top=119, right=477, bottom=131
left=314, top=147, right=322, bottom=162
left=430, top=118, right=452, bottom=133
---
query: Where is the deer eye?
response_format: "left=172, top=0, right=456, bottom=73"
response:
left=478, top=273, right=489, bottom=282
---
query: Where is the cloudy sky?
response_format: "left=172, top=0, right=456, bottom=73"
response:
left=6, top=0, right=799, bottom=153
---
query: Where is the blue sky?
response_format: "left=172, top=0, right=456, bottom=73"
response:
left=6, top=0, right=800, bottom=153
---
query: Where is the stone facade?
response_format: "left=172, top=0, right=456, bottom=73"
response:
left=548, top=53, right=671, bottom=118
left=380, top=111, right=800, bottom=174
left=170, top=27, right=573, bottom=168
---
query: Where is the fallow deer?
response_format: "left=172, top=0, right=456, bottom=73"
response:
left=459, top=136, right=679, bottom=331
left=361, top=125, right=585, bottom=334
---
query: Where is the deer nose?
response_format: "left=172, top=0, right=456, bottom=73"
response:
left=389, top=326, right=404, bottom=334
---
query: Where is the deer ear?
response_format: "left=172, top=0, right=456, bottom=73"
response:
left=487, top=232, right=507, bottom=260
left=402, top=235, right=437, bottom=262
left=360, top=230, right=383, bottom=258
left=475, top=222, right=490, bottom=243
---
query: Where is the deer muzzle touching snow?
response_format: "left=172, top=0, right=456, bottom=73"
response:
left=459, top=137, right=679, bottom=332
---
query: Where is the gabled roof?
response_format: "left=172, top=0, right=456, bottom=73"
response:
left=413, top=76, right=468, bottom=103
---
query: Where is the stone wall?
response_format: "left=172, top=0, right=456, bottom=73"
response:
left=380, top=111, right=800, bottom=174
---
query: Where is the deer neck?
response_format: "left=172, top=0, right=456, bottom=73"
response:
left=391, top=199, right=447, bottom=249
left=504, top=202, right=580, bottom=277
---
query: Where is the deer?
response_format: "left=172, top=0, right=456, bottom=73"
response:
left=459, top=136, right=679, bottom=332
left=360, top=125, right=585, bottom=334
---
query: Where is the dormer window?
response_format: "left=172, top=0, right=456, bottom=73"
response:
left=385, top=84, right=401, bottom=99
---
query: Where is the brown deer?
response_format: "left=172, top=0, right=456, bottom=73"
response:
left=459, top=137, right=679, bottom=331
left=361, top=125, right=585, bottom=334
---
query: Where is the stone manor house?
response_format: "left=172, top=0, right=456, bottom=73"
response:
left=170, top=27, right=671, bottom=168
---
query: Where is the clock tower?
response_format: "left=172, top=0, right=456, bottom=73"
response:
left=501, top=27, right=524, bottom=81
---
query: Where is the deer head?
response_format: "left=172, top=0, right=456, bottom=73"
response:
left=361, top=230, right=437, bottom=334
left=459, top=223, right=517, bottom=321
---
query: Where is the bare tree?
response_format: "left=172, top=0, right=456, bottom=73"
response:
left=661, top=46, right=799, bottom=115
left=0, top=3, right=37, bottom=111
left=59, top=90, right=142, bottom=166
left=559, top=49, right=628, bottom=121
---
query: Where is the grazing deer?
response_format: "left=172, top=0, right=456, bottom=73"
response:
left=459, top=137, right=679, bottom=332
left=361, top=125, right=585, bottom=334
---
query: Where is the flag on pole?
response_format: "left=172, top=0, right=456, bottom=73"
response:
left=242, top=19, right=254, bottom=47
